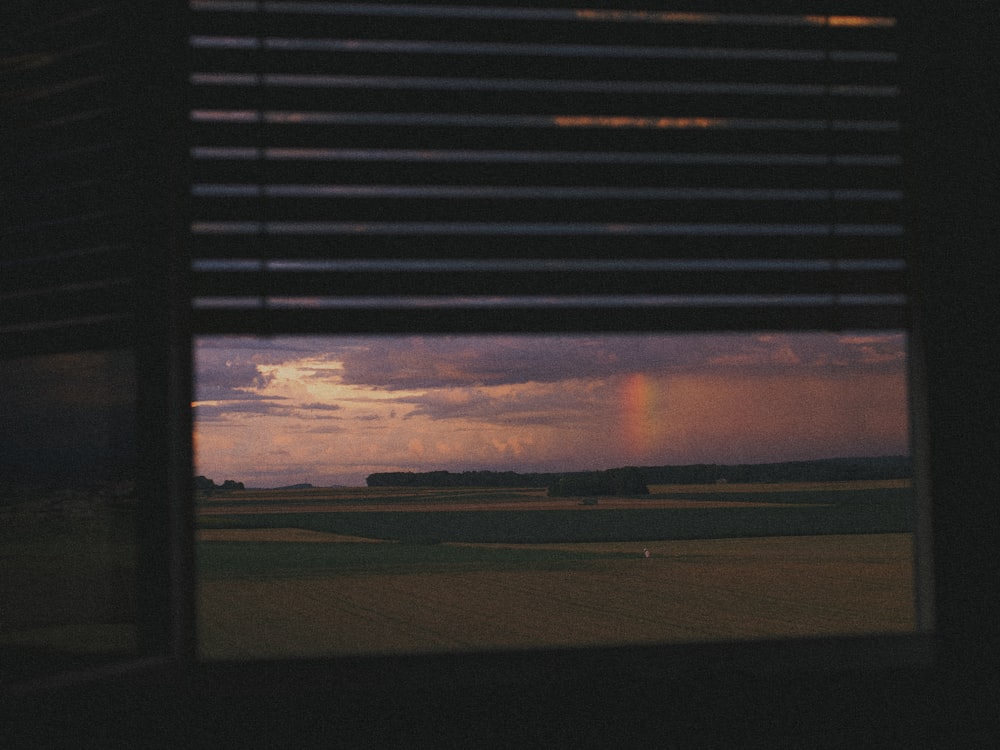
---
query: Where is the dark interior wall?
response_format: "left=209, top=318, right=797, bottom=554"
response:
left=904, top=0, right=1000, bottom=664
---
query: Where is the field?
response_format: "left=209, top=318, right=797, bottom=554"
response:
left=198, top=480, right=912, bottom=543
left=1, top=504, right=138, bottom=683
left=197, top=481, right=916, bottom=658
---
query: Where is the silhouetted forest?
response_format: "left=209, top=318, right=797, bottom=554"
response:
left=194, top=476, right=245, bottom=495
left=366, top=456, right=911, bottom=488
left=547, top=467, right=648, bottom=497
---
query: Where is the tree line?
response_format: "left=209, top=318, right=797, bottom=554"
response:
left=366, top=456, right=911, bottom=490
left=194, top=475, right=245, bottom=496
left=547, top=467, right=649, bottom=498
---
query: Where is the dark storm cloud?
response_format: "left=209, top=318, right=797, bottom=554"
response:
left=194, top=336, right=354, bottom=399
left=194, top=347, right=274, bottom=402
left=193, top=396, right=291, bottom=422
left=195, top=397, right=345, bottom=424
left=299, top=402, right=343, bottom=412
left=196, top=336, right=337, bottom=356
left=334, top=333, right=906, bottom=390
left=335, top=336, right=693, bottom=389
left=391, top=381, right=611, bottom=425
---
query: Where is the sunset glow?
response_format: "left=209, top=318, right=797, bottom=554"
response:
left=193, top=333, right=909, bottom=488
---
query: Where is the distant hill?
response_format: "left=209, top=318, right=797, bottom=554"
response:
left=366, top=456, right=911, bottom=488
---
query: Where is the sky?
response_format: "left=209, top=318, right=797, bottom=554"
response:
left=192, top=332, right=909, bottom=488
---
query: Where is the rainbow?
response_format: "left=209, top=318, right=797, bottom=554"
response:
left=621, top=373, right=657, bottom=458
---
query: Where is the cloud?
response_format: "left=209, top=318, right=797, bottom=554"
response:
left=333, top=333, right=907, bottom=391
left=706, top=344, right=801, bottom=368
left=194, top=336, right=351, bottom=397
left=196, top=333, right=908, bottom=399
left=193, top=347, right=275, bottom=405
left=193, top=395, right=291, bottom=422
left=387, top=379, right=611, bottom=427
left=196, top=399, right=347, bottom=425
left=299, top=402, right=343, bottom=412
left=335, top=336, right=678, bottom=389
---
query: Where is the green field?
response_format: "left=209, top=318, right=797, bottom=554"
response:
left=198, top=481, right=912, bottom=543
left=1, top=507, right=138, bottom=683
left=197, top=483, right=916, bottom=658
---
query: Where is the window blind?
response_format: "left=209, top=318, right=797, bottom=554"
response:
left=1, top=2, right=144, bottom=357
left=189, top=0, right=904, bottom=334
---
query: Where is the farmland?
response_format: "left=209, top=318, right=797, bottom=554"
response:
left=197, top=481, right=915, bottom=658
left=198, top=480, right=912, bottom=544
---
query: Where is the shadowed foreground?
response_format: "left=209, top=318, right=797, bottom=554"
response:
left=199, top=533, right=914, bottom=658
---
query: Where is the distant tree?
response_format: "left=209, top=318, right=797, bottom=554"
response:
left=605, top=467, right=648, bottom=495
left=548, top=468, right=648, bottom=498
left=194, top=476, right=244, bottom=496
left=549, top=474, right=595, bottom=497
left=194, top=475, right=216, bottom=496
left=365, top=457, right=910, bottom=490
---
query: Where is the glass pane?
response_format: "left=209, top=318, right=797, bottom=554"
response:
left=194, top=333, right=915, bottom=658
left=0, top=351, right=138, bottom=684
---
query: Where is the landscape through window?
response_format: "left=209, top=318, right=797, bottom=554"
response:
left=194, top=332, right=916, bottom=658
left=0, top=350, right=139, bottom=684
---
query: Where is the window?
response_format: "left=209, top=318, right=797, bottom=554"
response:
left=0, top=350, right=139, bottom=683
left=186, top=0, right=922, bottom=660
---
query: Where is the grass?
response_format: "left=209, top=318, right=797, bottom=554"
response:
left=197, top=482, right=913, bottom=543
left=198, top=501, right=911, bottom=544
left=1, top=509, right=139, bottom=683
left=198, top=539, right=606, bottom=579
left=198, top=533, right=916, bottom=658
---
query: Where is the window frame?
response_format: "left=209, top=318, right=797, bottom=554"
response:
left=175, top=3, right=997, bottom=741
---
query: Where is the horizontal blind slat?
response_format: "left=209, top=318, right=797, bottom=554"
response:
left=193, top=267, right=907, bottom=297
left=1, top=0, right=144, bottom=355
left=192, top=305, right=908, bottom=335
left=188, top=2, right=904, bottom=332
